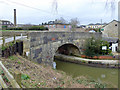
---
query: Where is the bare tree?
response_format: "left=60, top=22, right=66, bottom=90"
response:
left=54, top=17, right=67, bottom=24
left=55, top=17, right=66, bottom=24
left=69, top=18, right=79, bottom=31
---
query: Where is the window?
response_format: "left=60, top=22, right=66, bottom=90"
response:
left=115, top=24, right=117, bottom=26
left=4, top=22, right=7, bottom=25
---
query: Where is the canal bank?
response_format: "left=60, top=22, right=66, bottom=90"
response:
left=54, top=54, right=119, bottom=68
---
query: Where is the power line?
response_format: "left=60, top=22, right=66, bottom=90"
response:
left=4, top=0, right=73, bottom=19
left=5, top=0, right=51, bottom=14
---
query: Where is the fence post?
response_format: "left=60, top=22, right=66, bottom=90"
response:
left=27, top=33, right=29, bottom=39
left=14, top=35, right=16, bottom=44
left=13, top=70, right=21, bottom=87
left=0, top=75, right=8, bottom=88
left=2, top=36, right=5, bottom=47
left=0, top=61, right=20, bottom=88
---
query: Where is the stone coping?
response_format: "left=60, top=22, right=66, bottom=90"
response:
left=2, top=30, right=102, bottom=33
left=55, top=54, right=119, bottom=65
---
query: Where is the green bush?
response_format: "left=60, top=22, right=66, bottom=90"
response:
left=3, top=75, right=9, bottom=82
left=81, top=60, right=86, bottom=63
left=84, top=37, right=101, bottom=57
left=9, top=42, right=14, bottom=47
left=7, top=27, right=23, bottom=30
left=28, top=26, right=48, bottom=30
left=0, top=69, right=4, bottom=75
left=94, top=82, right=106, bottom=88
left=1, top=46, right=7, bottom=50
left=21, top=74, right=30, bottom=80
left=84, top=37, right=111, bottom=57
left=1, top=42, right=14, bottom=50
left=6, top=26, right=48, bottom=31
left=9, top=56, right=18, bottom=61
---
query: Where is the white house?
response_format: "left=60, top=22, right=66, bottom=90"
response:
left=0, top=20, right=14, bottom=30
left=86, top=23, right=105, bottom=29
left=102, top=37, right=118, bottom=52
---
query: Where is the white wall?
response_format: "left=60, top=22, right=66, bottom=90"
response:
left=112, top=43, right=118, bottom=52
left=118, top=1, right=120, bottom=21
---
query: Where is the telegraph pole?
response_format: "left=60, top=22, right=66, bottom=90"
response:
left=101, top=19, right=102, bottom=24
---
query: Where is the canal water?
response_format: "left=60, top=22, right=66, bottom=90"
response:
left=54, top=59, right=118, bottom=88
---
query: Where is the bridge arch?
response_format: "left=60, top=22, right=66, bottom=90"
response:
left=54, top=43, right=81, bottom=56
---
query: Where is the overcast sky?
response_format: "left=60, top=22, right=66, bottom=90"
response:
left=0, top=0, right=119, bottom=25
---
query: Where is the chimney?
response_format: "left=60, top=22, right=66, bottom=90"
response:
left=14, top=9, right=17, bottom=26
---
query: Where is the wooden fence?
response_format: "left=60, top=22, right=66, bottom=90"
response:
left=0, top=61, right=21, bottom=88
left=0, top=35, right=24, bottom=58
left=1, top=41, right=23, bottom=58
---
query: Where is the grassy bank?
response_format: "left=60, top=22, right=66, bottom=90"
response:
left=0, top=55, right=107, bottom=88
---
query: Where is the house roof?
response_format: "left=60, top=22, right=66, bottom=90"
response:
left=102, top=37, right=118, bottom=43
left=44, top=23, right=70, bottom=25
left=102, top=20, right=119, bottom=28
left=88, top=23, right=94, bottom=25
left=0, top=20, right=10, bottom=22
left=88, top=23, right=105, bottom=26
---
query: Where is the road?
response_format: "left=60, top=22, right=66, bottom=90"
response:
left=0, top=36, right=27, bottom=46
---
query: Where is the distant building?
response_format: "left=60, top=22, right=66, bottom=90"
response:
left=0, top=20, right=14, bottom=30
left=17, top=24, right=35, bottom=27
left=42, top=20, right=71, bottom=31
left=86, top=23, right=106, bottom=29
left=79, top=25, right=86, bottom=28
left=101, top=20, right=119, bottom=37
left=44, top=23, right=70, bottom=29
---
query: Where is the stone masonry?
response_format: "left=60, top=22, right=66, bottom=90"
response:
left=29, top=31, right=102, bottom=66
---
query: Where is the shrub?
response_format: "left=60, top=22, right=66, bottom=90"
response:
left=21, top=74, right=30, bottom=80
left=1, top=46, right=7, bottom=50
left=81, top=60, right=86, bottom=63
left=6, top=26, right=48, bottom=31
left=84, top=37, right=101, bottom=57
left=84, top=37, right=111, bottom=57
left=9, top=56, right=18, bottom=61
left=3, top=75, right=9, bottom=82
left=27, top=26, right=48, bottom=30
left=94, top=82, right=106, bottom=88
left=7, top=27, right=23, bottom=30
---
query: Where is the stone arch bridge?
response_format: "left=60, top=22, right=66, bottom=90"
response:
left=29, top=31, right=102, bottom=66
